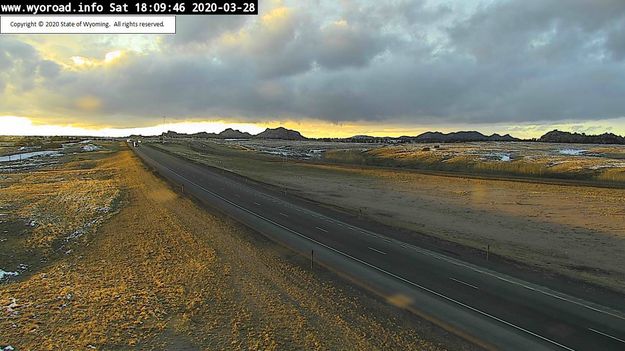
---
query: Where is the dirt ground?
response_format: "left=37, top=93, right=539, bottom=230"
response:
left=0, top=148, right=473, bottom=350
left=154, top=142, right=625, bottom=293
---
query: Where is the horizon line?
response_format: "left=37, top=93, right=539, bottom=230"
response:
left=2, top=126, right=623, bottom=140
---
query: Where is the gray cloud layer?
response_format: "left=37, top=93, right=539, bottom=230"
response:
left=1, top=0, right=625, bottom=127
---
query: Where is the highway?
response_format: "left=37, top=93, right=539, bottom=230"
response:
left=133, top=144, right=625, bottom=351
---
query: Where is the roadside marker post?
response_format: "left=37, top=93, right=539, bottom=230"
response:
left=311, top=250, right=314, bottom=270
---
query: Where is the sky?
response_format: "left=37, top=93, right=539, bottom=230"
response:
left=1, top=0, right=625, bottom=138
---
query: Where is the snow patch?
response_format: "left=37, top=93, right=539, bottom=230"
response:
left=0, top=269, right=19, bottom=280
left=66, top=218, right=98, bottom=241
left=484, top=152, right=512, bottom=162
left=1, top=345, right=15, bottom=351
left=97, top=206, right=111, bottom=213
left=81, top=144, right=101, bottom=152
left=17, top=145, right=40, bottom=151
left=4, top=298, right=19, bottom=316
left=559, top=149, right=586, bottom=156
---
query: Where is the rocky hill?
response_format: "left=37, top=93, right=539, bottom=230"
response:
left=219, top=128, right=252, bottom=139
left=254, top=127, right=307, bottom=140
left=162, top=127, right=304, bottom=140
left=190, top=131, right=219, bottom=138
left=539, top=130, right=625, bottom=144
left=318, top=131, right=520, bottom=144
left=162, top=129, right=252, bottom=139
left=413, top=131, right=519, bottom=143
left=163, top=128, right=525, bottom=143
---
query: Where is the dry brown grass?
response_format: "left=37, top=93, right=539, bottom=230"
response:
left=0, top=152, right=122, bottom=282
left=0, top=147, right=469, bottom=350
left=324, top=143, right=625, bottom=183
left=13, top=172, right=119, bottom=250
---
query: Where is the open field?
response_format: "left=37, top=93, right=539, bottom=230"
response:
left=151, top=140, right=625, bottom=293
left=0, top=145, right=470, bottom=350
left=214, top=138, right=625, bottom=184
left=0, top=136, right=111, bottom=173
left=325, top=142, right=625, bottom=183
left=0, top=141, right=122, bottom=280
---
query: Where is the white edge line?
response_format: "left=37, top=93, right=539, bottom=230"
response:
left=450, top=277, right=479, bottom=290
left=140, top=153, right=576, bottom=351
left=588, top=328, right=625, bottom=344
left=315, top=226, right=328, bottom=233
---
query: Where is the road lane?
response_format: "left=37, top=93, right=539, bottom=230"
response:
left=133, top=144, right=625, bottom=351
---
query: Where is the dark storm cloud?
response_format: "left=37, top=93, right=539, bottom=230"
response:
left=314, top=21, right=388, bottom=69
left=2, top=0, right=625, bottom=127
left=165, top=16, right=250, bottom=47
left=37, top=60, right=61, bottom=78
left=0, top=38, right=42, bottom=92
left=606, top=23, right=625, bottom=60
left=447, top=0, right=625, bottom=62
